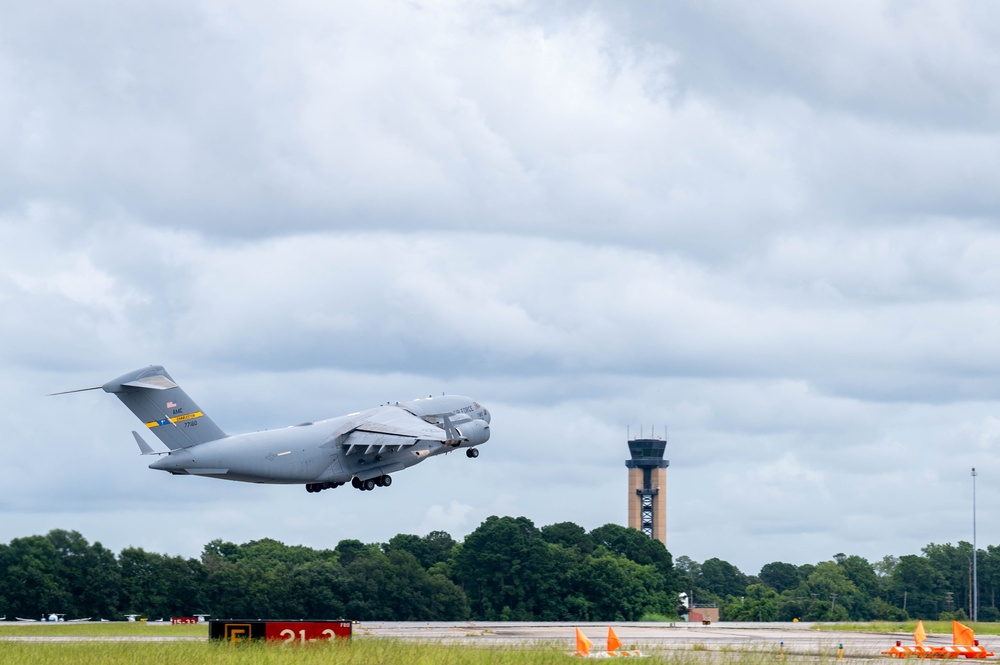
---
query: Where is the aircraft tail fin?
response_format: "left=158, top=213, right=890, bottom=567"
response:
left=102, top=366, right=227, bottom=449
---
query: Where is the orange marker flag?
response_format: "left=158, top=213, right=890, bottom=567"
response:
left=608, top=626, right=623, bottom=652
left=914, top=620, right=927, bottom=646
left=953, top=620, right=975, bottom=646
left=576, top=627, right=593, bottom=656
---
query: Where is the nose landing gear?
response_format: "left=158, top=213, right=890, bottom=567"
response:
left=466, top=447, right=479, bottom=458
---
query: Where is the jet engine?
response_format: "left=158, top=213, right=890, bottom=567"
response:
left=456, top=419, right=490, bottom=446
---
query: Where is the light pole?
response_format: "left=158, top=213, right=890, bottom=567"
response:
left=972, top=467, right=978, bottom=623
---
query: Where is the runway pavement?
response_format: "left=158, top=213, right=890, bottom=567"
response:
left=356, top=621, right=906, bottom=659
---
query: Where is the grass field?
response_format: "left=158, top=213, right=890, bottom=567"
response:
left=815, top=621, right=1000, bottom=635
left=0, top=621, right=207, bottom=637
left=0, top=623, right=820, bottom=665
left=0, top=639, right=820, bottom=665
left=0, top=640, right=582, bottom=665
left=5, top=621, right=986, bottom=664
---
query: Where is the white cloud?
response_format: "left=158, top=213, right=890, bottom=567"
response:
left=0, top=0, right=999, bottom=576
left=419, top=500, right=474, bottom=535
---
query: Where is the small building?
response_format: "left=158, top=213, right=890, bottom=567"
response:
left=688, top=606, right=720, bottom=624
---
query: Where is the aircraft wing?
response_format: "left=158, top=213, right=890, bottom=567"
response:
left=341, top=431, right=418, bottom=456
left=355, top=406, right=449, bottom=441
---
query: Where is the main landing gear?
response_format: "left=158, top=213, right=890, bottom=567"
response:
left=306, top=474, right=394, bottom=493
left=305, top=481, right=343, bottom=493
left=351, top=475, right=392, bottom=491
left=466, top=448, right=479, bottom=458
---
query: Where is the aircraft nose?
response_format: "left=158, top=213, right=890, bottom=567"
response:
left=483, top=408, right=491, bottom=424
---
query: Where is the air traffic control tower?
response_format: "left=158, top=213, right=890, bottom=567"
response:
left=626, top=437, right=669, bottom=546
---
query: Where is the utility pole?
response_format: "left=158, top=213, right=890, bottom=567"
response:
left=972, top=467, right=978, bottom=622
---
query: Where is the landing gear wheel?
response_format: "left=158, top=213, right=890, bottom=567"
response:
left=363, top=478, right=376, bottom=491
left=466, top=448, right=479, bottom=458
left=374, top=476, right=385, bottom=487
left=351, top=477, right=362, bottom=489
left=381, top=475, right=392, bottom=487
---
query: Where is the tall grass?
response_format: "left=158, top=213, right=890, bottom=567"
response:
left=0, top=639, right=579, bottom=665
left=0, top=638, right=862, bottom=665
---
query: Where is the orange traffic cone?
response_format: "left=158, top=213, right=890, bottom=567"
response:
left=607, top=626, right=622, bottom=653
left=914, top=620, right=927, bottom=646
left=953, top=620, right=975, bottom=646
left=576, top=627, right=593, bottom=657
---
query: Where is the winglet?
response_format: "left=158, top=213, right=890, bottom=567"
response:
left=132, top=431, right=160, bottom=456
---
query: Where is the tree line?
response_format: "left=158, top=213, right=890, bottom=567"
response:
left=680, top=541, right=1000, bottom=622
left=1, top=519, right=995, bottom=622
left=0, top=517, right=675, bottom=621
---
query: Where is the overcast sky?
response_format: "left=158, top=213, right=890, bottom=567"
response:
left=2, top=0, right=1000, bottom=577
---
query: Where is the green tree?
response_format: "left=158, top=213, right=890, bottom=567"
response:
left=836, top=555, right=879, bottom=619
left=336, top=539, right=376, bottom=566
left=574, top=553, right=672, bottom=621
left=541, top=522, right=595, bottom=554
left=699, top=558, right=747, bottom=599
left=283, top=559, right=347, bottom=618
left=722, top=583, right=778, bottom=621
left=874, top=555, right=899, bottom=578
left=981, top=546, right=1000, bottom=615
left=119, top=548, right=207, bottom=618
left=673, top=555, right=701, bottom=605
left=803, top=561, right=858, bottom=616
left=0, top=535, right=70, bottom=619
left=452, top=516, right=556, bottom=620
left=759, top=562, right=800, bottom=593
left=922, top=542, right=974, bottom=617
left=383, top=531, right=458, bottom=569
left=892, top=554, right=946, bottom=619
left=47, top=530, right=120, bottom=619
left=421, top=531, right=459, bottom=568
left=589, top=524, right=673, bottom=580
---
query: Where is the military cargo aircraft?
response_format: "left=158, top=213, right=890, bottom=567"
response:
left=54, top=365, right=490, bottom=493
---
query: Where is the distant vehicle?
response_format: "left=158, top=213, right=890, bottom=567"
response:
left=54, top=366, right=491, bottom=494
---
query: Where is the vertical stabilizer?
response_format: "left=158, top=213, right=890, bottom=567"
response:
left=102, top=366, right=227, bottom=449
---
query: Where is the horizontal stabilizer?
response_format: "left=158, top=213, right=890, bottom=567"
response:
left=122, top=376, right=178, bottom=390
left=132, top=431, right=166, bottom=456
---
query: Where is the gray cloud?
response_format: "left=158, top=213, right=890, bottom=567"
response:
left=1, top=0, right=998, bottom=574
